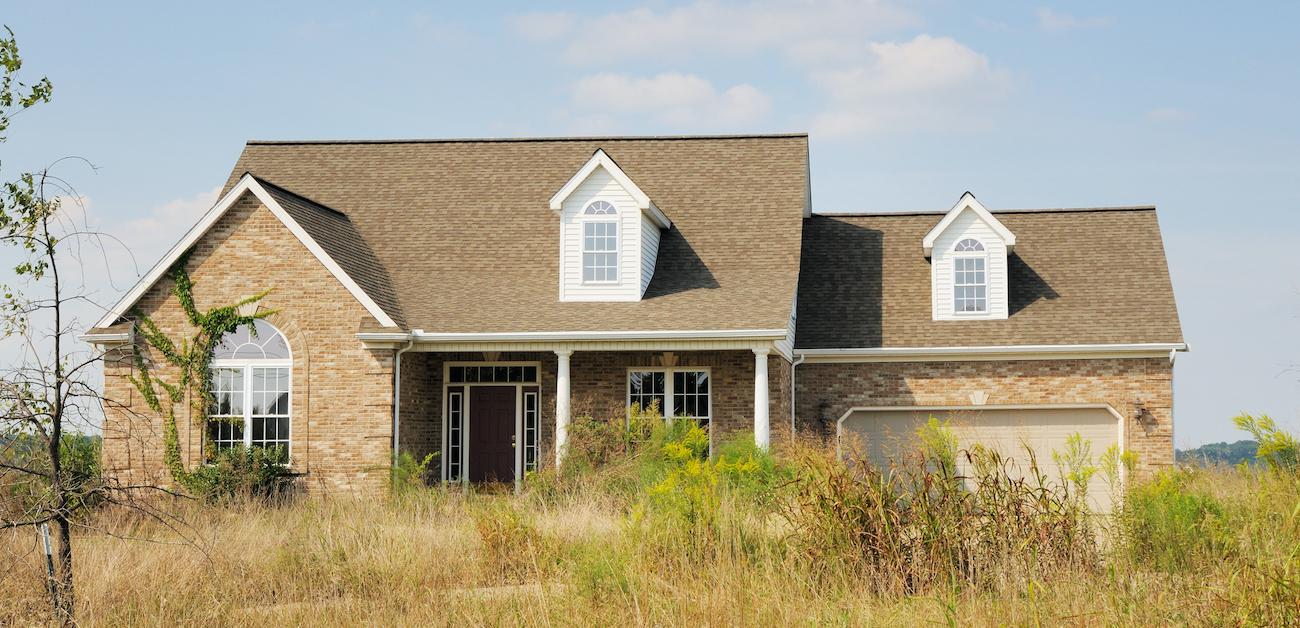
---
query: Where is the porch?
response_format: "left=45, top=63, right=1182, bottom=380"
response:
left=394, top=349, right=789, bottom=489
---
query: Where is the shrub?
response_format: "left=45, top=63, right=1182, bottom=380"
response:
left=1119, top=468, right=1229, bottom=571
left=779, top=442, right=1098, bottom=595
left=183, top=445, right=296, bottom=504
left=1233, top=413, right=1299, bottom=472
left=391, top=451, right=437, bottom=495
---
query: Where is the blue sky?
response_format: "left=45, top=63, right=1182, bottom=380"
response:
left=2, top=1, right=1297, bottom=446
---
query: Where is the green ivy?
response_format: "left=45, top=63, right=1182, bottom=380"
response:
left=128, top=253, right=276, bottom=493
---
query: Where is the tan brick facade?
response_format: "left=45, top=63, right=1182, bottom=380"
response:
left=793, top=357, right=1174, bottom=475
left=99, top=193, right=1172, bottom=492
left=102, top=193, right=396, bottom=493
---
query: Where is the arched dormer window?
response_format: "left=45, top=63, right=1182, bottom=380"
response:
left=952, top=239, right=987, bottom=313
left=208, top=319, right=292, bottom=462
left=584, top=200, right=617, bottom=215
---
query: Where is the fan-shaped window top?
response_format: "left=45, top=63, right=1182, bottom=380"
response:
left=584, top=200, right=617, bottom=215
left=213, top=319, right=291, bottom=360
left=954, top=238, right=985, bottom=252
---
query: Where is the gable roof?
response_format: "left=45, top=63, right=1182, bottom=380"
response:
left=549, top=149, right=671, bottom=229
left=219, top=134, right=810, bottom=335
left=94, top=174, right=401, bottom=329
left=256, top=178, right=405, bottom=328
left=922, top=192, right=1016, bottom=256
left=795, top=207, right=1183, bottom=349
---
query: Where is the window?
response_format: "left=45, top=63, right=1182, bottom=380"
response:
left=628, top=371, right=665, bottom=414
left=628, top=368, right=711, bottom=451
left=208, top=320, right=291, bottom=463
left=523, top=392, right=539, bottom=474
left=582, top=222, right=618, bottom=283
left=447, top=391, right=463, bottom=481
left=953, top=239, right=987, bottom=314
left=584, top=200, right=617, bottom=215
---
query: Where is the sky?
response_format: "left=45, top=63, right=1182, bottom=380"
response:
left=0, top=1, right=1297, bottom=447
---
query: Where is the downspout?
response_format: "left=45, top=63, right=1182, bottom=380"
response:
left=790, top=352, right=806, bottom=437
left=391, top=335, right=415, bottom=466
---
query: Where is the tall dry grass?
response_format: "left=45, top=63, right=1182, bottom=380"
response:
left=1, top=422, right=1297, bottom=626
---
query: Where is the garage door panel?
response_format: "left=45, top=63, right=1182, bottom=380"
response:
left=840, top=407, right=1119, bottom=512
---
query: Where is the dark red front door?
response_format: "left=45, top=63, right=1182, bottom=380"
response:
left=469, top=386, right=515, bottom=483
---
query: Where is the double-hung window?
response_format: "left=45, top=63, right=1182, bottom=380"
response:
left=952, top=238, right=987, bottom=314
left=208, top=319, right=292, bottom=463
left=582, top=221, right=618, bottom=283
left=627, top=368, right=712, bottom=452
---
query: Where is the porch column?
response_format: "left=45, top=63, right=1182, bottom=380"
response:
left=555, top=349, right=573, bottom=467
left=753, top=348, right=770, bottom=450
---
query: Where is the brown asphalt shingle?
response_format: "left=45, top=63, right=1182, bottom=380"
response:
left=256, top=177, right=406, bottom=328
left=794, top=208, right=1184, bottom=349
left=222, top=135, right=809, bottom=333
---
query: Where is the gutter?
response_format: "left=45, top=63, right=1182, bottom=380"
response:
left=799, top=342, right=1189, bottom=362
left=358, top=328, right=789, bottom=344
left=76, top=331, right=133, bottom=345
left=790, top=352, right=805, bottom=437
left=391, top=334, right=417, bottom=466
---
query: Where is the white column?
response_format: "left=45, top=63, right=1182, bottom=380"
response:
left=753, top=347, right=770, bottom=450
left=555, top=349, right=573, bottom=467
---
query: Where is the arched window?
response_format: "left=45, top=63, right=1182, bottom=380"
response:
left=208, top=319, right=292, bottom=462
left=583, top=200, right=617, bottom=215
left=582, top=201, right=619, bottom=283
left=952, top=239, right=987, bottom=313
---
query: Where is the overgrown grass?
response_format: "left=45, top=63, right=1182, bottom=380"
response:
left=2, top=412, right=1297, bottom=625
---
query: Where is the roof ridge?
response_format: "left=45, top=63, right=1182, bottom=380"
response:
left=245, top=133, right=809, bottom=146
left=813, top=205, right=1157, bottom=218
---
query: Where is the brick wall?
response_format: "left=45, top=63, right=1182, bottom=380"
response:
left=794, top=357, right=1174, bottom=475
left=101, top=193, right=396, bottom=493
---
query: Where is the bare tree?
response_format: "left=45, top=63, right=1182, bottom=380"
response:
left=0, top=26, right=200, bottom=624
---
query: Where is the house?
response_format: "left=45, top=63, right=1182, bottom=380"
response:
left=82, top=134, right=1185, bottom=498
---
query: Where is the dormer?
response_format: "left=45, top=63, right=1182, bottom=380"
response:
left=924, top=192, right=1016, bottom=321
left=551, top=149, right=671, bottom=302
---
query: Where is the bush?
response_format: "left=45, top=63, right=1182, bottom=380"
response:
left=183, top=445, right=296, bottom=504
left=391, top=451, right=437, bottom=495
left=1233, top=413, right=1299, bottom=472
left=1119, top=468, right=1229, bottom=571
left=779, top=442, right=1098, bottom=595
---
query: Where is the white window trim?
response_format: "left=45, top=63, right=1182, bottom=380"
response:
left=439, top=361, right=542, bottom=492
left=626, top=366, right=714, bottom=454
left=208, top=358, right=294, bottom=460
left=580, top=218, right=620, bottom=285
left=951, top=241, right=989, bottom=316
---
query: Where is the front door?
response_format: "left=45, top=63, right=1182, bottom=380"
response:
left=469, top=386, right=516, bottom=484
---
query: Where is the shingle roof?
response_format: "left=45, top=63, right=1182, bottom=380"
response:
left=222, top=135, right=809, bottom=333
left=794, top=208, right=1183, bottom=349
left=255, top=177, right=406, bottom=328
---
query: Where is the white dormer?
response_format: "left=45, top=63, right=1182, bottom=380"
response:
left=924, top=192, right=1016, bottom=321
left=550, top=150, right=671, bottom=302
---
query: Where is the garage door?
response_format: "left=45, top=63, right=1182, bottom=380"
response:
left=838, top=405, right=1121, bottom=512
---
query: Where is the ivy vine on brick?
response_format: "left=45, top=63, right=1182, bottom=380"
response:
left=127, top=252, right=274, bottom=491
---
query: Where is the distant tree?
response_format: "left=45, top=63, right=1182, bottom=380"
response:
left=1176, top=440, right=1259, bottom=467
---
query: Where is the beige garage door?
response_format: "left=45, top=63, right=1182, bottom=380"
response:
left=839, top=406, right=1121, bottom=512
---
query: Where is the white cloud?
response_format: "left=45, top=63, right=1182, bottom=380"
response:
left=1146, top=107, right=1193, bottom=123
left=512, top=0, right=917, bottom=62
left=569, top=72, right=772, bottom=130
left=1035, top=7, right=1114, bottom=31
left=809, top=35, right=1012, bottom=137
